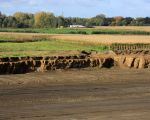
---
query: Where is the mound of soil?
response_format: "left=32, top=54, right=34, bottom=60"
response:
left=0, top=51, right=150, bottom=74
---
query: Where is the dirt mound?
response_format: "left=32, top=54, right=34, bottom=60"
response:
left=115, top=50, right=150, bottom=55
left=114, top=55, right=150, bottom=68
left=0, top=51, right=150, bottom=74
left=0, top=53, right=113, bottom=74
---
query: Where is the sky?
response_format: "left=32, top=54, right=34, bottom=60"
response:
left=0, top=0, right=150, bottom=17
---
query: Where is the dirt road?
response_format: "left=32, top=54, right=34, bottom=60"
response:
left=0, top=68, right=150, bottom=120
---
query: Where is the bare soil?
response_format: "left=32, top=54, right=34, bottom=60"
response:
left=0, top=68, right=150, bottom=120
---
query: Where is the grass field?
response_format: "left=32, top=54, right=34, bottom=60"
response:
left=1, top=26, right=150, bottom=57
left=1, top=32, right=150, bottom=44
left=1, top=27, right=150, bottom=35
left=0, top=39, right=108, bottom=57
left=95, top=26, right=150, bottom=32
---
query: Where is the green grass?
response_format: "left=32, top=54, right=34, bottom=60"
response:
left=0, top=38, right=49, bottom=43
left=0, top=39, right=108, bottom=57
left=0, top=28, right=150, bottom=35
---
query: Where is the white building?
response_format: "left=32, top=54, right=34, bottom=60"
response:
left=69, top=25, right=86, bottom=28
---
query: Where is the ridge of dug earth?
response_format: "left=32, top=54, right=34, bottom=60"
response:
left=0, top=51, right=150, bottom=74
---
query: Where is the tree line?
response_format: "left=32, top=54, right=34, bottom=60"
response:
left=0, top=11, right=150, bottom=28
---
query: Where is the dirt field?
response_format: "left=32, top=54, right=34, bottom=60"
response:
left=1, top=32, right=150, bottom=44
left=50, top=34, right=150, bottom=44
left=0, top=68, right=150, bottom=120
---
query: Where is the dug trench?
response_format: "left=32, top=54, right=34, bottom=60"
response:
left=0, top=51, right=150, bottom=74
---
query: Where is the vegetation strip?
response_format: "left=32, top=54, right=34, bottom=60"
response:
left=1, top=28, right=150, bottom=35
left=0, top=39, right=49, bottom=43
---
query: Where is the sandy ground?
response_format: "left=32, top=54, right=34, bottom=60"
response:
left=50, top=34, right=150, bottom=44
left=0, top=68, right=150, bottom=120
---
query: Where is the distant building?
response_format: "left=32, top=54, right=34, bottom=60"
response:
left=69, top=25, right=86, bottom=28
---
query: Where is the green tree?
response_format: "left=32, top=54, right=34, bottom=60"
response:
left=91, top=14, right=106, bottom=26
left=13, top=12, right=34, bottom=28
left=7, top=16, right=17, bottom=27
left=57, top=16, right=65, bottom=27
left=0, top=12, right=6, bottom=27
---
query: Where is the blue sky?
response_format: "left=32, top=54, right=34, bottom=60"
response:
left=0, top=0, right=150, bottom=17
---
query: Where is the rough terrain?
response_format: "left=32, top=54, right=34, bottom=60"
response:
left=0, top=68, right=150, bottom=120
left=1, top=51, right=150, bottom=74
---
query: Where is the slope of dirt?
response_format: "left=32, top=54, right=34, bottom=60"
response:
left=0, top=51, right=150, bottom=74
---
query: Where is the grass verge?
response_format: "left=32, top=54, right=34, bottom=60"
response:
left=0, top=28, right=150, bottom=35
left=0, top=39, right=108, bottom=57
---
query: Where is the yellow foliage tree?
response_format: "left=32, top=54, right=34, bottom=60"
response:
left=34, top=11, right=55, bottom=27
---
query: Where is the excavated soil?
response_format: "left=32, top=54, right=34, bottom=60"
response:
left=0, top=50, right=150, bottom=74
left=1, top=51, right=150, bottom=119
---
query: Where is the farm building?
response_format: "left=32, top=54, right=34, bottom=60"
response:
left=69, top=25, right=86, bottom=28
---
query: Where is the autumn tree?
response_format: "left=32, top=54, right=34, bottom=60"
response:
left=34, top=11, right=56, bottom=27
left=113, top=16, right=124, bottom=26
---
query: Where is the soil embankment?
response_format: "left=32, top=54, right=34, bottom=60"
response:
left=0, top=51, right=150, bottom=74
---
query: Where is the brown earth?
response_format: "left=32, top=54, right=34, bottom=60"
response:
left=0, top=51, right=150, bottom=74
left=0, top=68, right=150, bottom=120
left=50, top=34, right=150, bottom=44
